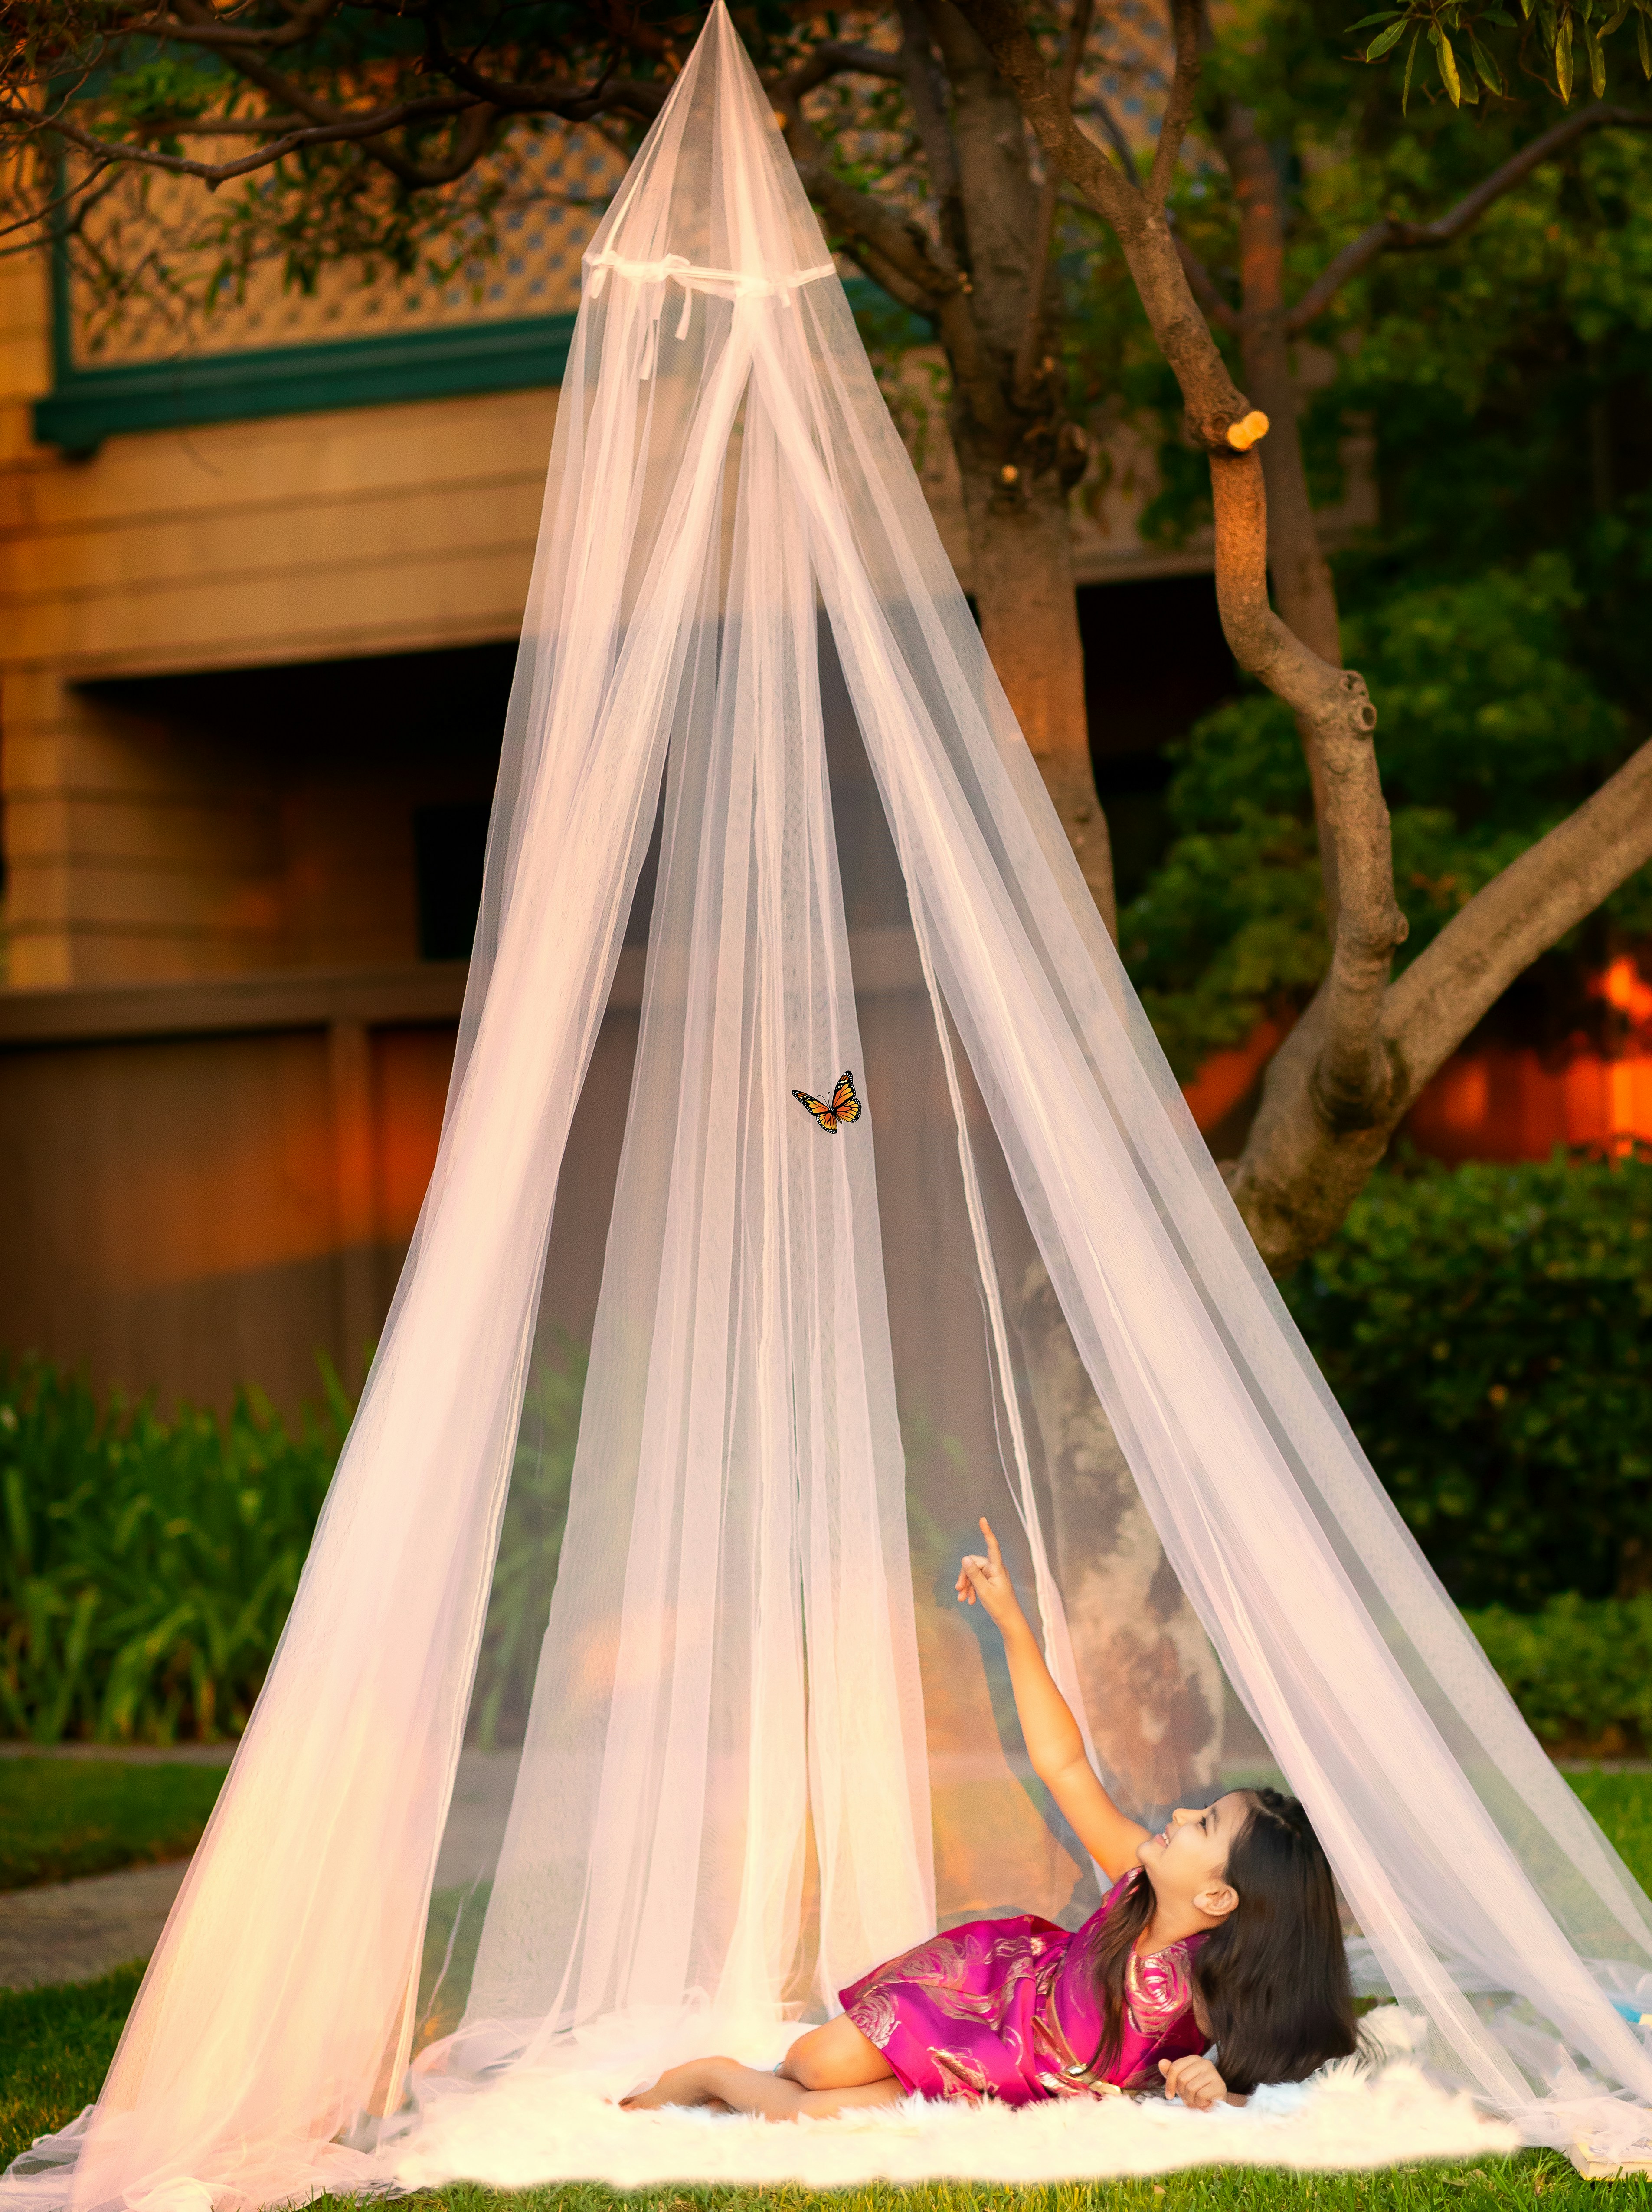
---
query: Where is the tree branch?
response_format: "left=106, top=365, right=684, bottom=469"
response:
left=418, top=13, right=666, bottom=123
left=785, top=124, right=953, bottom=314
left=953, top=0, right=1139, bottom=232
left=16, top=94, right=486, bottom=187
left=1287, top=101, right=1652, bottom=332
left=1207, top=446, right=1403, bottom=1124
left=1148, top=0, right=1201, bottom=207
left=1013, top=0, right=1095, bottom=402
left=145, top=0, right=338, bottom=49
left=895, top=0, right=964, bottom=242
left=1383, top=738, right=1652, bottom=1099
left=1231, top=735, right=1652, bottom=1271
left=774, top=40, right=909, bottom=100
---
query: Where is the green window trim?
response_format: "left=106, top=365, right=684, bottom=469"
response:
left=33, top=312, right=581, bottom=455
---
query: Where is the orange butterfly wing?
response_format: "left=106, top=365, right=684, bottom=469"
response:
left=792, top=1088, right=839, bottom=1133
left=831, top=1070, right=862, bottom=1126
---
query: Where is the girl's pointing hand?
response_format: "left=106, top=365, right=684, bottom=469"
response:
left=956, top=1517, right=1024, bottom=1629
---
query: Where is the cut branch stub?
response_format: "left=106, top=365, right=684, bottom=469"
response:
left=1226, top=409, right=1269, bottom=450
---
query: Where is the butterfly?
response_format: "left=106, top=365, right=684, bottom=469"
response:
left=792, top=1070, right=862, bottom=1134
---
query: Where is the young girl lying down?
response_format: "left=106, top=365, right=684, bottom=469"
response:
left=624, top=1517, right=1358, bottom=2120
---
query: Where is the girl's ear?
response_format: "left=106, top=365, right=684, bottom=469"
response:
left=1193, top=1880, right=1239, bottom=1922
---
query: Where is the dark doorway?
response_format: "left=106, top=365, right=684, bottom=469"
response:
left=1078, top=572, right=1237, bottom=905
left=413, top=802, right=492, bottom=960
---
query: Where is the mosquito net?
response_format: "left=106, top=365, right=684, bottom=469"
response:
left=12, top=10, right=1652, bottom=2208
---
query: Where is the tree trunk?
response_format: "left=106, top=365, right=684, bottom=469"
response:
left=961, top=461, right=1116, bottom=929
left=923, top=0, right=1116, bottom=936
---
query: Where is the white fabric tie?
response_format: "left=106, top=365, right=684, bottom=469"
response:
left=586, top=247, right=835, bottom=346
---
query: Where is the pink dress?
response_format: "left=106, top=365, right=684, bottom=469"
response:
left=840, top=1868, right=1207, bottom=2105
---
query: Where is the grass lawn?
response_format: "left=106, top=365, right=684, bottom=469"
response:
left=0, top=1759, right=226, bottom=1891
left=6, top=1772, right=1652, bottom=2205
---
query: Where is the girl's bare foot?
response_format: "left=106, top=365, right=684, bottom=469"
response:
left=618, top=2060, right=730, bottom=2111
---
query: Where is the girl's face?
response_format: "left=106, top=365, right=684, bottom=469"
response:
left=1137, top=1791, right=1245, bottom=1926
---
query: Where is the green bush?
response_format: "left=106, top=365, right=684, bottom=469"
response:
left=0, top=1360, right=342, bottom=1743
left=1464, top=1594, right=1652, bottom=1752
left=0, top=1349, right=585, bottom=1748
left=1285, top=1152, right=1652, bottom=1610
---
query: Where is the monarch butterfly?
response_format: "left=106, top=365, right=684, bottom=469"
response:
left=792, top=1070, right=862, bottom=1133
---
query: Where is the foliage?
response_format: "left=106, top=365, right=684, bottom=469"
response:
left=1353, top=0, right=1651, bottom=115
left=1120, top=557, right=1638, bottom=1076
left=0, top=1361, right=343, bottom=1745
left=1466, top=1595, right=1652, bottom=1747
left=0, top=1757, right=225, bottom=1890
left=1284, top=1152, right=1652, bottom=1609
left=0, top=1350, right=584, bottom=1751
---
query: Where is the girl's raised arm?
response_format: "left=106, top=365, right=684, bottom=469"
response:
left=957, top=1517, right=1149, bottom=1882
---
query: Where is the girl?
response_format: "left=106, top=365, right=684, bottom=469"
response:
left=623, top=1517, right=1358, bottom=2119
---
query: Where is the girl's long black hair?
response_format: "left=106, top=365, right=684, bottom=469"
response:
left=1087, top=1787, right=1359, bottom=2096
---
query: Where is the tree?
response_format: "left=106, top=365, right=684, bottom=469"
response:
left=0, top=0, right=1116, bottom=925
left=955, top=0, right=1652, bottom=1270
left=1116, top=59, right=1652, bottom=1116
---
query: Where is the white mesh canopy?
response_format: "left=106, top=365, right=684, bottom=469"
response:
left=12, top=10, right=1652, bottom=2206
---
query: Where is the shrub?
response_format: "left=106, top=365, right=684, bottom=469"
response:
left=0, top=1348, right=585, bottom=1747
left=1284, top=1151, right=1652, bottom=1610
left=1463, top=1594, right=1652, bottom=1753
left=0, top=1360, right=341, bottom=1743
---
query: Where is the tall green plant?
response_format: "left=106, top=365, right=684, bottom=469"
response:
left=0, top=1361, right=342, bottom=1744
left=0, top=1347, right=591, bottom=1750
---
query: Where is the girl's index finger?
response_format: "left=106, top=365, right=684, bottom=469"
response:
left=979, top=1516, right=1002, bottom=1568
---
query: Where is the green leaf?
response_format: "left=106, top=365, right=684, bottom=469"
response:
left=1367, top=17, right=1410, bottom=55
left=1600, top=6, right=1629, bottom=30
left=1556, top=8, right=1575, bottom=95
left=1470, top=29, right=1507, bottom=82
left=1639, top=8, right=1651, bottom=70
left=1403, top=23, right=1423, bottom=100
left=1584, top=14, right=1608, bottom=82
left=1436, top=21, right=1466, bottom=95
left=1348, top=10, right=1405, bottom=25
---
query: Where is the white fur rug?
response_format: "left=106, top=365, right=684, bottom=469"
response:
left=386, top=2058, right=1519, bottom=2190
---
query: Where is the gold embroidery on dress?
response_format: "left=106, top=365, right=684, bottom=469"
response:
left=932, top=2048, right=992, bottom=2102
left=848, top=1985, right=898, bottom=2048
